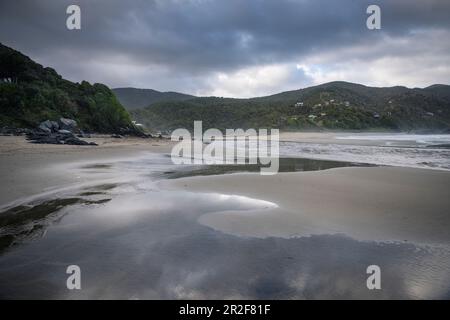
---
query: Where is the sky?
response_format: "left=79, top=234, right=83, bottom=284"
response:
left=1, top=0, right=449, bottom=98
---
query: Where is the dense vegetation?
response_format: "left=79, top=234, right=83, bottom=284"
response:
left=113, top=87, right=194, bottom=110
left=131, top=82, right=450, bottom=132
left=0, top=43, right=135, bottom=133
left=2, top=42, right=449, bottom=133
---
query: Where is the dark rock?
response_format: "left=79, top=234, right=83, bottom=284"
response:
left=117, top=125, right=151, bottom=138
left=64, top=137, right=90, bottom=145
left=58, top=118, right=77, bottom=132
left=13, top=128, right=32, bottom=136
left=26, top=129, right=95, bottom=146
left=77, top=130, right=91, bottom=138
left=0, top=126, right=13, bottom=136
left=29, top=134, right=61, bottom=144
left=38, top=125, right=51, bottom=134
left=23, top=118, right=96, bottom=146
left=38, top=120, right=59, bottom=133
left=0, top=127, right=31, bottom=136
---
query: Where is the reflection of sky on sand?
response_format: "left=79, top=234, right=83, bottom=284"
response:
left=1, top=186, right=450, bottom=299
left=0, top=152, right=449, bottom=299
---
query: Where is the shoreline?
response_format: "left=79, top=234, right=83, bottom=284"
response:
left=0, top=134, right=450, bottom=299
left=2, top=133, right=450, bottom=245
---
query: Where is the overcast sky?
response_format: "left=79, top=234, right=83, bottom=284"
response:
left=1, top=0, right=449, bottom=97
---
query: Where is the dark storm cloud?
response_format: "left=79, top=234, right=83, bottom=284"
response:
left=0, top=0, right=449, bottom=95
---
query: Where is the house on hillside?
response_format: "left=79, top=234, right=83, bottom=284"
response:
left=132, top=120, right=144, bottom=127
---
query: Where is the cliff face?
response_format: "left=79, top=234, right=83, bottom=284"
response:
left=0, top=43, right=134, bottom=133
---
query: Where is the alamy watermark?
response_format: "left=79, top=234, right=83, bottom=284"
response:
left=366, top=5, right=381, bottom=30
left=66, top=5, right=81, bottom=30
left=366, top=265, right=381, bottom=290
left=66, top=265, right=81, bottom=290
left=171, top=121, right=279, bottom=175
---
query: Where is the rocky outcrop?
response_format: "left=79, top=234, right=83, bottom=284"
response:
left=26, top=118, right=97, bottom=146
left=58, top=118, right=78, bottom=132
left=0, top=127, right=32, bottom=136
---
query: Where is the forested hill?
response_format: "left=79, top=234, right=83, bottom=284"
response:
left=3, top=42, right=448, bottom=133
left=113, top=87, right=195, bottom=110
left=0, top=43, right=135, bottom=133
left=131, top=81, right=450, bottom=132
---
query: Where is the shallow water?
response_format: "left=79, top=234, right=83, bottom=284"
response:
left=335, top=133, right=450, bottom=144
left=161, top=157, right=372, bottom=179
left=281, top=142, right=450, bottom=170
left=0, top=153, right=449, bottom=299
left=205, top=133, right=450, bottom=170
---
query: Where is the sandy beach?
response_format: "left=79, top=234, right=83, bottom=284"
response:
left=2, top=134, right=450, bottom=244
left=0, top=136, right=174, bottom=206
left=161, top=167, right=450, bottom=244
left=1, top=133, right=450, bottom=299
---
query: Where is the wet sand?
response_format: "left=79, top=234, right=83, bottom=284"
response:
left=2, top=133, right=450, bottom=245
left=0, top=136, right=174, bottom=206
left=1, top=134, right=450, bottom=299
left=161, top=167, right=450, bottom=245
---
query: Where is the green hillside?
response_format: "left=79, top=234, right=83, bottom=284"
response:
left=0, top=43, right=135, bottom=133
left=131, top=81, right=450, bottom=132
left=113, top=87, right=195, bottom=110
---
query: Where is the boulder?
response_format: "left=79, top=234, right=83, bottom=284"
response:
left=38, top=120, right=59, bottom=133
left=26, top=129, right=96, bottom=146
left=38, top=126, right=51, bottom=134
left=58, top=118, right=78, bottom=132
